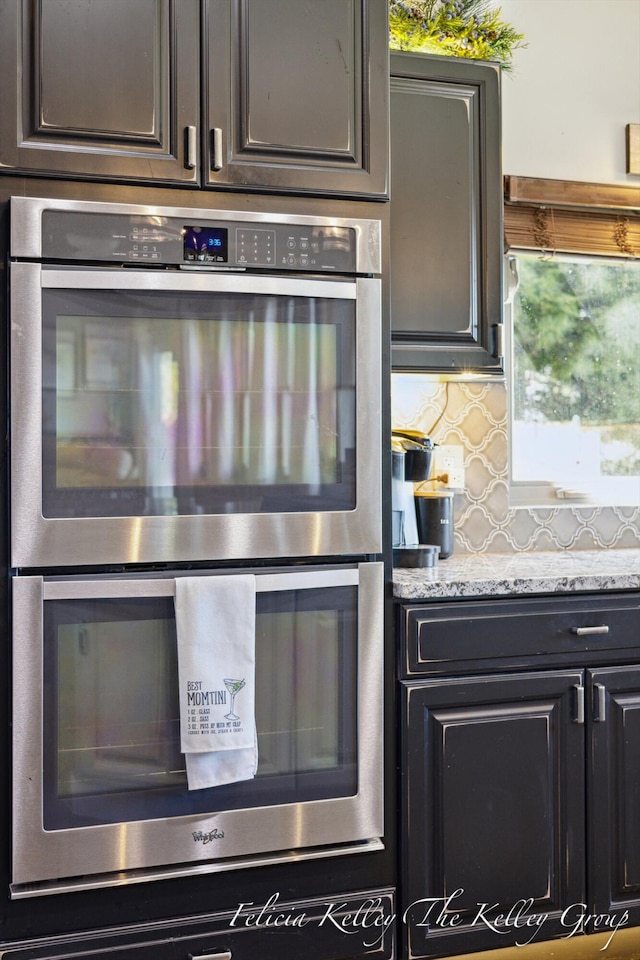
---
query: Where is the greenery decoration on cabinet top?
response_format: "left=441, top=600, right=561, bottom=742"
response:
left=389, top=0, right=525, bottom=69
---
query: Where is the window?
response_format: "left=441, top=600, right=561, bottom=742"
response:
left=504, top=177, right=640, bottom=507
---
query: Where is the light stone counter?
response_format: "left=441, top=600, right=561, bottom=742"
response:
left=393, top=550, right=640, bottom=601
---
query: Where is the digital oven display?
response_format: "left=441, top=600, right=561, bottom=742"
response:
left=183, top=225, right=228, bottom=263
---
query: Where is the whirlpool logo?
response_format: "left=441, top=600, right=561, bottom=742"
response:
left=192, top=829, right=225, bottom=844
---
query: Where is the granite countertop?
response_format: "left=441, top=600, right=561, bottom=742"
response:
left=393, top=549, right=640, bottom=601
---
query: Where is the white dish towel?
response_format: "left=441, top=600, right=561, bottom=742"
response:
left=175, top=574, right=257, bottom=791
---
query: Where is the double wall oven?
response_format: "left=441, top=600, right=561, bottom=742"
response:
left=7, top=197, right=385, bottom=900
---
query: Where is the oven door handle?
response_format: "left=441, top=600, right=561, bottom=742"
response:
left=40, top=267, right=358, bottom=300
left=41, top=566, right=362, bottom=601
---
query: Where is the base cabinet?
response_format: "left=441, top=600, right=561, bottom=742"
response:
left=402, top=670, right=586, bottom=958
left=0, top=0, right=389, bottom=198
left=589, top=666, right=640, bottom=921
left=398, top=593, right=640, bottom=959
left=0, top=889, right=396, bottom=960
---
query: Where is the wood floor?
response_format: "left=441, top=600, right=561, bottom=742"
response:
left=444, top=927, right=640, bottom=959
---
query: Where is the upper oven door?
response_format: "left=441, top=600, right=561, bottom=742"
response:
left=10, top=264, right=381, bottom=568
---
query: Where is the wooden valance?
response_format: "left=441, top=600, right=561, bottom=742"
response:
left=504, top=176, right=640, bottom=259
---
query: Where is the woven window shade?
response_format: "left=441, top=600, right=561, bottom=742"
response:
left=504, top=176, right=640, bottom=259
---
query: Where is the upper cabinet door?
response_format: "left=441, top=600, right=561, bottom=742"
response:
left=390, top=53, right=503, bottom=373
left=0, top=0, right=200, bottom=184
left=203, top=0, right=389, bottom=197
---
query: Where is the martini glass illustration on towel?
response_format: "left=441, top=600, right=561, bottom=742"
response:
left=224, top=678, right=246, bottom=721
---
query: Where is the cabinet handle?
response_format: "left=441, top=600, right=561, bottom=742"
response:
left=594, top=683, right=607, bottom=722
left=211, top=127, right=223, bottom=170
left=184, top=126, right=197, bottom=170
left=573, top=684, right=585, bottom=724
left=571, top=625, right=610, bottom=636
left=188, top=952, right=232, bottom=960
left=491, top=323, right=504, bottom=360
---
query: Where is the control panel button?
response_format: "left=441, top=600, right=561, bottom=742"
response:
left=235, top=228, right=275, bottom=267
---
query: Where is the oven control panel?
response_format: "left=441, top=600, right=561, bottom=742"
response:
left=40, top=210, right=358, bottom=273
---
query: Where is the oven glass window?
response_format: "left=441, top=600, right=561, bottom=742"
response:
left=43, top=584, right=357, bottom=828
left=43, top=290, right=355, bottom=517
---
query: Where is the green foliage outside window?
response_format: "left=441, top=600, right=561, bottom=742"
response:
left=513, top=257, right=640, bottom=478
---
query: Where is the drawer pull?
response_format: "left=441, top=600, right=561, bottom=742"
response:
left=188, top=952, right=232, bottom=960
left=573, top=684, right=585, bottom=724
left=571, top=625, right=610, bottom=637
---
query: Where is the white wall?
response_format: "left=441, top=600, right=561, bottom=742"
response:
left=497, top=0, right=640, bottom=184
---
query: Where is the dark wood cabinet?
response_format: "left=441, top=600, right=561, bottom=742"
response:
left=204, top=0, right=389, bottom=197
left=398, top=592, right=640, bottom=958
left=402, top=669, right=585, bottom=958
left=0, top=0, right=201, bottom=185
left=389, top=53, right=503, bottom=373
left=589, top=666, right=640, bottom=922
left=0, top=0, right=389, bottom=198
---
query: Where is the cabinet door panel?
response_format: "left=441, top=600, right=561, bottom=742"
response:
left=204, top=0, right=389, bottom=197
left=589, top=666, right=640, bottom=926
left=390, top=53, right=503, bottom=373
left=0, top=0, right=200, bottom=183
left=391, top=80, right=476, bottom=336
left=402, top=670, right=585, bottom=958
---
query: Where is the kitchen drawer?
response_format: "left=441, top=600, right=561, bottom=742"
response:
left=398, top=593, right=640, bottom=677
left=0, top=888, right=395, bottom=960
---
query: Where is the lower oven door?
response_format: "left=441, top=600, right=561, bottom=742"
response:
left=11, top=563, right=383, bottom=897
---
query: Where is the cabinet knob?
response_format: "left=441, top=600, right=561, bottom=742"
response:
left=570, top=625, right=610, bottom=636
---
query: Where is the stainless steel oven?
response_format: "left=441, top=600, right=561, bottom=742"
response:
left=11, top=561, right=383, bottom=898
left=9, top=197, right=382, bottom=569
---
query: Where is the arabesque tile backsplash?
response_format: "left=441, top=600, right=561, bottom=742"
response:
left=392, top=375, right=640, bottom=555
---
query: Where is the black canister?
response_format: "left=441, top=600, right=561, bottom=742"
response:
left=415, top=492, right=454, bottom=559
left=392, top=431, right=435, bottom=482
